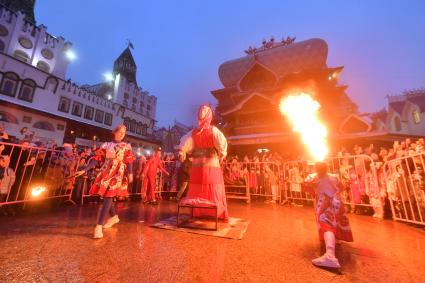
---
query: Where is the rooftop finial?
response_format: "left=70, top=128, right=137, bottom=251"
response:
left=244, top=36, right=296, bottom=55
left=126, top=39, right=134, bottom=49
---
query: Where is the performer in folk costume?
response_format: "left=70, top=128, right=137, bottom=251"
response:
left=141, top=148, right=169, bottom=205
left=178, top=105, right=229, bottom=221
left=304, top=162, right=353, bottom=269
left=78, top=124, right=134, bottom=239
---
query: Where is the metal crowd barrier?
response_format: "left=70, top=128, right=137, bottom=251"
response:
left=282, top=155, right=383, bottom=217
left=282, top=159, right=314, bottom=204
left=0, top=142, right=80, bottom=209
left=222, top=161, right=282, bottom=203
left=77, top=159, right=178, bottom=204
left=383, top=152, right=425, bottom=226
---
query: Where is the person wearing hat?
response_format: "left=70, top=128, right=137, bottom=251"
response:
left=141, top=147, right=169, bottom=205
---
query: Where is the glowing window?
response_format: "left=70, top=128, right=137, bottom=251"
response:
left=412, top=111, right=420, bottom=124
left=394, top=116, right=402, bottom=131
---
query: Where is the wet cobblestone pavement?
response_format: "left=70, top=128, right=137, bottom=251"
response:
left=1, top=200, right=424, bottom=282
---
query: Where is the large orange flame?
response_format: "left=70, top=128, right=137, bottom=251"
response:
left=279, top=92, right=328, bottom=161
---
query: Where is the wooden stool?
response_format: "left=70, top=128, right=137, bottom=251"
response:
left=177, top=199, right=218, bottom=231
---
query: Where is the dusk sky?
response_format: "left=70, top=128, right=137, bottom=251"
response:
left=36, top=0, right=425, bottom=127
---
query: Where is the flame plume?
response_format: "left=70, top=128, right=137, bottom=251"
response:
left=279, top=93, right=328, bottom=161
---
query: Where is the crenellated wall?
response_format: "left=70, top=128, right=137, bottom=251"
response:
left=0, top=8, right=71, bottom=79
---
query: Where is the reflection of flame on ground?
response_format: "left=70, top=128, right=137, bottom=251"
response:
left=279, top=92, right=328, bottom=161
left=31, top=186, right=46, bottom=197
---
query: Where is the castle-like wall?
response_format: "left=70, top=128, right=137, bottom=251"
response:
left=0, top=8, right=71, bottom=79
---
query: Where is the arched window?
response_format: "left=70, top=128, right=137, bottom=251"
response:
left=41, top=48, right=54, bottom=60
left=0, top=24, right=9, bottom=36
left=84, top=106, right=94, bottom=120
left=18, top=79, right=36, bottom=102
left=45, top=77, right=58, bottom=92
left=394, top=116, right=402, bottom=131
left=58, top=96, right=71, bottom=113
left=36, top=61, right=50, bottom=72
left=33, top=121, right=55, bottom=131
left=142, top=124, right=148, bottom=135
left=71, top=101, right=83, bottom=116
left=412, top=111, right=421, bottom=124
left=1, top=72, right=19, bottom=97
left=104, top=113, right=112, bottom=126
left=0, top=111, right=19, bottom=124
left=95, top=109, right=104, bottom=123
left=130, top=119, right=136, bottom=133
left=18, top=37, right=33, bottom=49
left=136, top=122, right=142, bottom=135
left=13, top=50, right=30, bottom=62
left=123, top=117, right=130, bottom=129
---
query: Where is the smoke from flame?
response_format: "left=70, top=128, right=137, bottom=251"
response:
left=279, top=93, right=328, bottom=161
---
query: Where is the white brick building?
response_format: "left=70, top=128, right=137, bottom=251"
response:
left=0, top=4, right=159, bottom=149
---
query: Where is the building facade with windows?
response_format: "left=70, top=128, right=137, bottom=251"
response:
left=153, top=120, right=192, bottom=153
left=0, top=4, right=160, bottom=149
left=370, top=89, right=425, bottom=136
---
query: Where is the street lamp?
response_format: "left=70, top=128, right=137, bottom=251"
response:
left=103, top=73, right=114, bottom=82
left=65, top=50, right=76, bottom=61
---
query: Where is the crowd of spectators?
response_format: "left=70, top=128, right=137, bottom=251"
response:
left=0, top=123, right=189, bottom=214
left=0, top=122, right=424, bottom=221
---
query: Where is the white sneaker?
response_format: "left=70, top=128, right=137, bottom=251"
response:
left=94, top=225, right=103, bottom=239
left=103, top=215, right=120, bottom=229
left=312, top=253, right=341, bottom=269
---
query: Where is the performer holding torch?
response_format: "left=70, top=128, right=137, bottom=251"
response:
left=304, top=162, right=353, bottom=269
left=280, top=93, right=353, bottom=269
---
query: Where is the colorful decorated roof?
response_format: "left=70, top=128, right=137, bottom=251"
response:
left=218, top=38, right=328, bottom=88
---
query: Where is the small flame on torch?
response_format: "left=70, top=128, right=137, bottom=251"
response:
left=279, top=92, right=328, bottom=161
left=31, top=186, right=46, bottom=197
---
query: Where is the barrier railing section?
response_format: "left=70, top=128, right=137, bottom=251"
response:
left=327, top=155, right=382, bottom=215
left=383, top=152, right=425, bottom=225
left=223, top=161, right=282, bottom=202
left=77, top=160, right=179, bottom=204
left=156, top=160, right=179, bottom=194
left=283, top=159, right=314, bottom=203
left=0, top=142, right=80, bottom=206
left=283, top=155, right=384, bottom=216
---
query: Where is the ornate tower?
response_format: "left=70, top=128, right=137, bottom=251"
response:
left=0, top=0, right=36, bottom=23
left=113, top=47, right=137, bottom=84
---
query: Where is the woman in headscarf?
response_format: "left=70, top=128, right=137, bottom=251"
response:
left=178, top=105, right=228, bottom=221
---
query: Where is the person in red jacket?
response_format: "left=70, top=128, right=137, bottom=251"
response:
left=142, top=148, right=169, bottom=205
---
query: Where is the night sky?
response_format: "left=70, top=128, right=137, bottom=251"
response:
left=35, top=0, right=425, bottom=127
